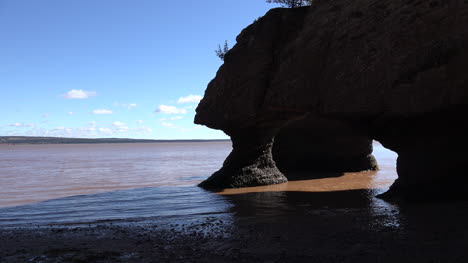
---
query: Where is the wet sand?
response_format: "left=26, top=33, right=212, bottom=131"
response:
left=2, top=168, right=468, bottom=263
left=1, top=191, right=468, bottom=262
left=218, top=170, right=397, bottom=195
left=2, top=144, right=468, bottom=262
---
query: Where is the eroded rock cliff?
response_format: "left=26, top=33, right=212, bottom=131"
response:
left=195, top=0, right=468, bottom=199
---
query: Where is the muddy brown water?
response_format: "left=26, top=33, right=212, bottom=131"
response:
left=0, top=141, right=398, bottom=227
left=2, top=141, right=468, bottom=262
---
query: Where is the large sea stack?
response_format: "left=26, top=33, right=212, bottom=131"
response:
left=195, top=0, right=468, bottom=200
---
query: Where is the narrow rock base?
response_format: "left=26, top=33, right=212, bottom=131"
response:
left=199, top=132, right=287, bottom=189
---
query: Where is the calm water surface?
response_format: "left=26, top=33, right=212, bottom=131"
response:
left=0, top=142, right=230, bottom=207
left=0, top=141, right=398, bottom=228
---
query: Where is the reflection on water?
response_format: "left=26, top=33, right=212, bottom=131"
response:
left=368, top=189, right=402, bottom=228
left=369, top=142, right=401, bottom=228
left=0, top=141, right=402, bottom=231
left=217, top=141, right=401, bottom=229
left=0, top=186, right=234, bottom=228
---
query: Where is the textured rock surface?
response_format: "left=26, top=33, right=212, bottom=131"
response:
left=195, top=0, right=468, bottom=199
left=199, top=130, right=287, bottom=189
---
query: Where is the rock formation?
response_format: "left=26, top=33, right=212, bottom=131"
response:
left=273, top=115, right=378, bottom=175
left=195, top=0, right=468, bottom=200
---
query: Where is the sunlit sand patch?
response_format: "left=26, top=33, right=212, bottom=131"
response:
left=218, top=141, right=398, bottom=196
left=217, top=169, right=398, bottom=195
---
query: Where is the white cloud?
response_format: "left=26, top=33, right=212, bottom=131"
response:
left=113, top=121, right=126, bottom=127
left=9, top=122, right=157, bottom=138
left=113, top=102, right=137, bottom=109
left=135, top=126, right=152, bottom=133
left=99, top=128, right=113, bottom=133
left=170, top=116, right=183, bottom=120
left=9, top=123, right=34, bottom=127
left=93, top=109, right=113, bottom=115
left=51, top=127, right=73, bottom=135
left=137, top=120, right=144, bottom=124
left=79, top=127, right=96, bottom=132
left=177, top=95, right=202, bottom=104
left=117, top=126, right=129, bottom=132
left=161, top=122, right=175, bottom=128
left=155, top=105, right=187, bottom=114
left=64, top=89, right=96, bottom=99
left=68, top=112, right=75, bottom=115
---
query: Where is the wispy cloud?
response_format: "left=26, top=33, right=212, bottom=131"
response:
left=177, top=95, right=202, bottom=104
left=9, top=123, right=34, bottom=127
left=10, top=123, right=154, bottom=138
left=170, top=116, right=183, bottom=120
left=79, top=127, right=96, bottom=132
left=64, top=89, right=96, bottom=99
left=155, top=105, right=187, bottom=114
left=113, top=121, right=126, bottom=127
left=161, top=122, right=175, bottom=128
left=117, top=126, right=129, bottom=132
left=113, top=102, right=137, bottom=109
left=98, top=128, right=113, bottom=134
left=135, top=126, right=152, bottom=133
left=93, top=109, right=113, bottom=115
left=137, top=120, right=144, bottom=125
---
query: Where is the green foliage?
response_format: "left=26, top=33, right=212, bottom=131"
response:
left=266, top=0, right=312, bottom=8
left=215, top=40, right=230, bottom=61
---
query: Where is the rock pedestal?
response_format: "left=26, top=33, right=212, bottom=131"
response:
left=199, top=130, right=287, bottom=189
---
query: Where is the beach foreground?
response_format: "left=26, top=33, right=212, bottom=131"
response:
left=2, top=192, right=467, bottom=263
left=1, top=142, right=466, bottom=262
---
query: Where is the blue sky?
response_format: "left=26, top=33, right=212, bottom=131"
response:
left=0, top=0, right=277, bottom=139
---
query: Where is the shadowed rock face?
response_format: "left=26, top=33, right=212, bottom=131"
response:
left=273, top=115, right=378, bottom=175
left=195, top=0, right=468, bottom=200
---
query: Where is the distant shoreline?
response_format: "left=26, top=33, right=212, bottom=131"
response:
left=0, top=136, right=230, bottom=145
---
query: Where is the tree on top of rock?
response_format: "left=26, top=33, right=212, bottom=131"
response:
left=266, top=0, right=312, bottom=8
left=215, top=41, right=230, bottom=61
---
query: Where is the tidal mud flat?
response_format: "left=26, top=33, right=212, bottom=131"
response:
left=1, top=143, right=467, bottom=262
left=1, top=193, right=468, bottom=263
